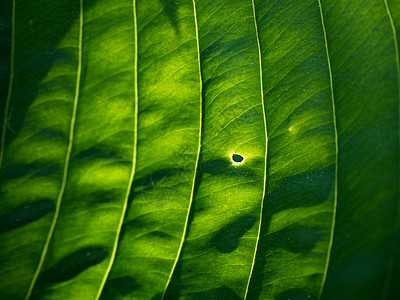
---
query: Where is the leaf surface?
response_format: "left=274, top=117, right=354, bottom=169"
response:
left=101, top=0, right=202, bottom=299
left=0, top=1, right=82, bottom=298
left=1, top=0, right=139, bottom=298
left=377, top=1, right=400, bottom=299
left=162, top=0, right=268, bottom=298
left=0, top=0, right=12, bottom=155
left=246, top=0, right=337, bottom=298
left=0, top=0, right=399, bottom=299
left=320, top=0, right=400, bottom=299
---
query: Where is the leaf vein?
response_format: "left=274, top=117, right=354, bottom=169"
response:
left=25, top=0, right=84, bottom=298
left=317, top=1, right=338, bottom=298
left=244, top=1, right=268, bottom=298
left=381, top=1, right=400, bottom=298
left=161, top=0, right=203, bottom=298
left=95, top=0, right=139, bottom=298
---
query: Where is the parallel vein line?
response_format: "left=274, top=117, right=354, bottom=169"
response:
left=95, top=0, right=139, bottom=298
left=317, top=0, right=338, bottom=297
left=25, top=0, right=84, bottom=298
left=0, top=0, right=15, bottom=169
left=381, top=1, right=400, bottom=299
left=161, top=0, right=203, bottom=297
left=244, top=0, right=268, bottom=298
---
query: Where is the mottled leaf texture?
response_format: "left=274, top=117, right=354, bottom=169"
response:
left=320, top=0, right=400, bottom=299
left=0, top=0, right=398, bottom=300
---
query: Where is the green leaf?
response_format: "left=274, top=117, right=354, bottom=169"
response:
left=0, top=0, right=12, bottom=150
left=246, top=0, right=337, bottom=298
left=0, top=0, right=399, bottom=299
left=319, top=0, right=400, bottom=299
left=385, top=2, right=400, bottom=298
left=1, top=0, right=137, bottom=298
left=1, top=1, right=82, bottom=298
left=101, top=1, right=202, bottom=299
left=165, top=0, right=269, bottom=298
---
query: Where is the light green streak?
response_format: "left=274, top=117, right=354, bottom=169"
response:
left=381, top=1, right=400, bottom=298
left=25, top=0, right=84, bottom=298
left=161, top=0, right=203, bottom=298
left=317, top=0, right=339, bottom=297
left=244, top=0, right=269, bottom=298
left=95, top=0, right=138, bottom=298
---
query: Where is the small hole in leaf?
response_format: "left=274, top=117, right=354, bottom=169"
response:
left=231, top=153, right=245, bottom=165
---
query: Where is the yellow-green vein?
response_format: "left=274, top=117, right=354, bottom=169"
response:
left=244, top=0, right=268, bottom=298
left=25, top=0, right=84, bottom=298
left=161, top=0, right=203, bottom=298
left=381, top=1, right=400, bottom=299
left=317, top=0, right=339, bottom=297
left=95, top=0, right=138, bottom=298
left=0, top=0, right=15, bottom=169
